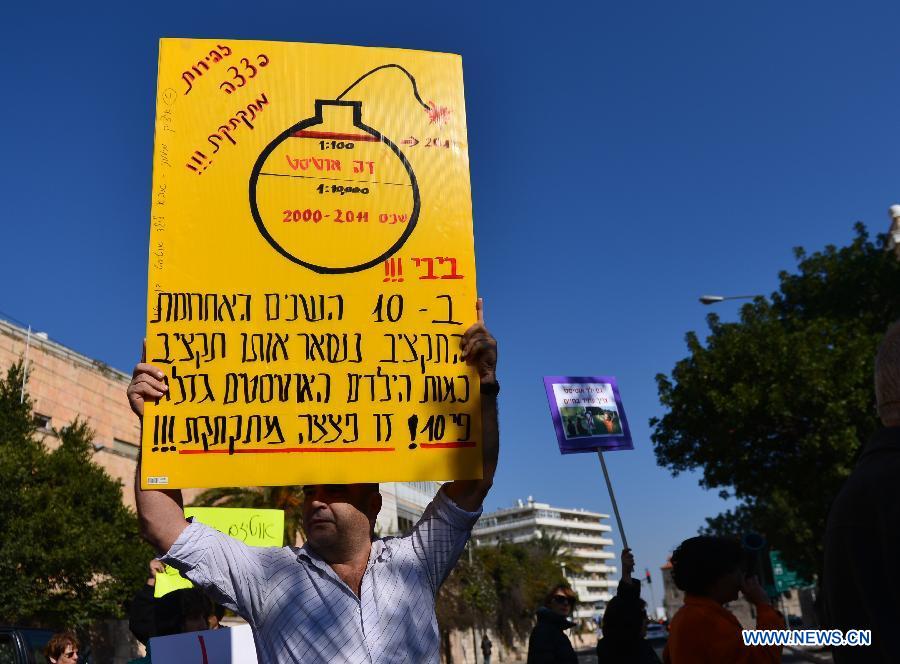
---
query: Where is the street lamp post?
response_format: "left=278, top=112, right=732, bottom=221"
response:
left=699, top=294, right=763, bottom=305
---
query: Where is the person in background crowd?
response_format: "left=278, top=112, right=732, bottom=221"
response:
left=596, top=548, right=661, bottom=663
left=44, top=632, right=79, bottom=664
left=663, top=536, right=782, bottom=663
left=178, top=587, right=223, bottom=633
left=128, top=558, right=169, bottom=645
left=824, top=320, right=900, bottom=662
left=129, top=558, right=223, bottom=645
left=526, top=583, right=579, bottom=664
left=127, top=558, right=224, bottom=664
left=481, top=632, right=493, bottom=664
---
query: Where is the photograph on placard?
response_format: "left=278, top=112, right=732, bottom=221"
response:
left=543, top=376, right=633, bottom=454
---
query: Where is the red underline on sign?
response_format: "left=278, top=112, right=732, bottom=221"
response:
left=179, top=448, right=395, bottom=454
left=420, top=441, right=477, bottom=449
left=292, top=130, right=381, bottom=141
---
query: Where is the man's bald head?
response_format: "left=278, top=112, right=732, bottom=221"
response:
left=875, top=321, right=900, bottom=426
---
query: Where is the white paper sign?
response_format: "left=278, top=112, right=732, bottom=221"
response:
left=150, top=624, right=258, bottom=663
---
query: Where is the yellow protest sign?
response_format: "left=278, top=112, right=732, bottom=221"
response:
left=155, top=507, right=284, bottom=597
left=184, top=506, right=285, bottom=546
left=142, top=39, right=481, bottom=489
left=154, top=563, right=193, bottom=598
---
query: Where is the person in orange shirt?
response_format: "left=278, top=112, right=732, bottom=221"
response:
left=663, top=536, right=783, bottom=663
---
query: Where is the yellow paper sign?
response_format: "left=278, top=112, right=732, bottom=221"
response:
left=154, top=507, right=285, bottom=597
left=154, top=563, right=194, bottom=598
left=142, top=39, right=481, bottom=489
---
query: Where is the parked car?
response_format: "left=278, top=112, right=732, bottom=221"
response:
left=645, top=622, right=669, bottom=659
left=0, top=627, right=55, bottom=664
left=646, top=623, right=668, bottom=640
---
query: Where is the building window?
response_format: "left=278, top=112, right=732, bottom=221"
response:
left=397, top=516, right=414, bottom=534
left=112, top=439, right=140, bottom=460
left=33, top=413, right=52, bottom=433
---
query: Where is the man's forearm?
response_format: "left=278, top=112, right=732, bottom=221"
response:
left=445, top=390, right=498, bottom=511
left=134, top=445, right=189, bottom=554
left=479, top=390, right=499, bottom=483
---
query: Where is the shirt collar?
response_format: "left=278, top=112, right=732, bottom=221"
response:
left=370, top=537, right=392, bottom=563
left=295, top=538, right=392, bottom=569
left=684, top=594, right=716, bottom=603
left=683, top=594, right=743, bottom=620
left=536, top=606, right=576, bottom=629
left=295, top=543, right=327, bottom=571
left=684, top=594, right=730, bottom=610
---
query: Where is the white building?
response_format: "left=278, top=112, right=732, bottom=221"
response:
left=472, top=497, right=618, bottom=619
left=889, top=204, right=900, bottom=258
left=376, top=481, right=442, bottom=536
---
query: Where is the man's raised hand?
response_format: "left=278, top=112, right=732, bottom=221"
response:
left=444, top=299, right=500, bottom=512
left=460, top=299, right=497, bottom=384
left=127, top=342, right=168, bottom=419
left=621, top=547, right=635, bottom=578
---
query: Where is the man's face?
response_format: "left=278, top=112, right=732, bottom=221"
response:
left=303, top=484, right=381, bottom=551
left=182, top=614, right=209, bottom=633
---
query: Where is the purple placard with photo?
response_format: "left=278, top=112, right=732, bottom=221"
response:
left=543, top=376, right=633, bottom=454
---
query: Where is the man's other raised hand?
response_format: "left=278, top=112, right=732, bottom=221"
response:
left=127, top=341, right=168, bottom=419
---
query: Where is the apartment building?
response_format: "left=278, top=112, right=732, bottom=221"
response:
left=472, top=497, right=618, bottom=619
left=378, top=481, right=442, bottom=536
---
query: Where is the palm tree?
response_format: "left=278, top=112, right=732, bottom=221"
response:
left=532, top=532, right=583, bottom=577
left=188, top=485, right=305, bottom=546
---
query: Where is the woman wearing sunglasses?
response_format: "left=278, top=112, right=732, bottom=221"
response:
left=44, top=632, right=79, bottom=664
left=526, top=584, right=579, bottom=663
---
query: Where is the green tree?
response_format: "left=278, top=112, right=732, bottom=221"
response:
left=651, top=225, right=900, bottom=577
left=436, top=545, right=498, bottom=663
left=482, top=537, right=576, bottom=645
left=437, top=537, right=572, bottom=658
left=189, top=485, right=304, bottom=545
left=0, top=362, right=153, bottom=629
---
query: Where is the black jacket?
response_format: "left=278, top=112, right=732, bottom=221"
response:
left=526, top=607, right=577, bottom=664
left=127, top=583, right=187, bottom=644
left=595, top=638, right=661, bottom=664
left=824, top=426, right=900, bottom=663
left=595, top=577, right=662, bottom=664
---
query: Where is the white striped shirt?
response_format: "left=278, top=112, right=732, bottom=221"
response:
left=161, top=487, right=480, bottom=663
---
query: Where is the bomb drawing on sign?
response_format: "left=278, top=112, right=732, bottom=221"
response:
left=250, top=65, right=435, bottom=274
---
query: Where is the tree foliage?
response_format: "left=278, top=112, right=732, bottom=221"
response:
left=190, top=485, right=305, bottom=545
left=435, top=547, right=497, bottom=637
left=437, top=536, right=572, bottom=651
left=652, top=225, right=900, bottom=577
left=0, top=362, right=153, bottom=629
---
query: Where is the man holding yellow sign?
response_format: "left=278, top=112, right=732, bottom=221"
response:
left=129, top=301, right=498, bottom=663
left=130, top=37, right=497, bottom=663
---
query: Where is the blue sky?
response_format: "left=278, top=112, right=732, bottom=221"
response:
left=2, top=1, right=899, bottom=605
